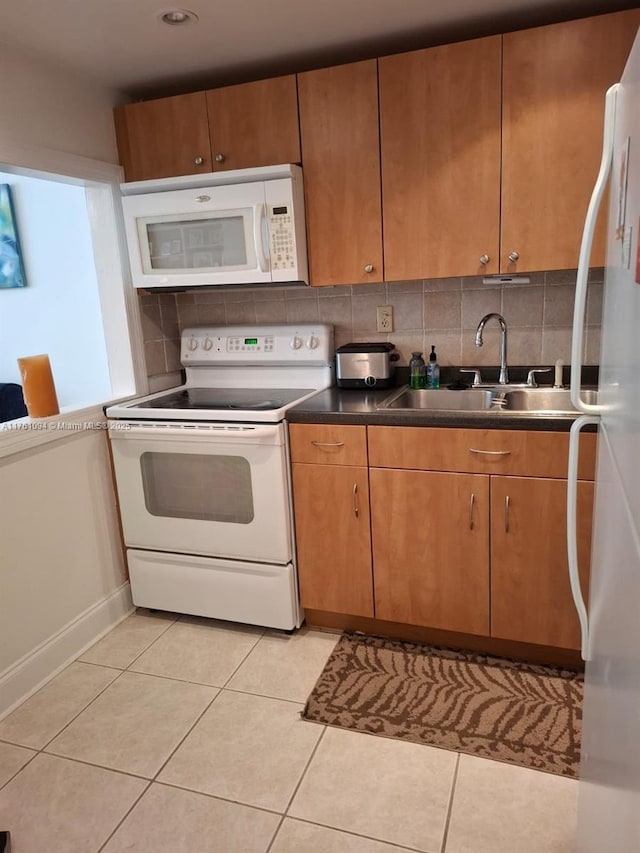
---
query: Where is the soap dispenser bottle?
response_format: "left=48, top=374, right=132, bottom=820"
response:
left=427, top=345, right=440, bottom=388
left=409, top=352, right=426, bottom=389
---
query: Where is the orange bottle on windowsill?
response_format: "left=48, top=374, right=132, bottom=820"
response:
left=17, top=354, right=60, bottom=418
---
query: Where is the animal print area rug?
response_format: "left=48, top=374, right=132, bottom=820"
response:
left=302, top=633, right=583, bottom=778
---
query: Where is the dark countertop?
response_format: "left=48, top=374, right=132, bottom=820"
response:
left=287, top=363, right=600, bottom=432
left=285, top=386, right=590, bottom=431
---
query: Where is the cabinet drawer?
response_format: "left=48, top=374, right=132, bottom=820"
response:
left=289, top=424, right=368, bottom=465
left=368, top=426, right=596, bottom=480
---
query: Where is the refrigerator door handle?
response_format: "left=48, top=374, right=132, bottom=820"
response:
left=570, top=84, right=619, bottom=416
left=567, top=414, right=599, bottom=660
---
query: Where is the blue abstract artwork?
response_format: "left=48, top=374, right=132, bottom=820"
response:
left=0, top=184, right=26, bottom=288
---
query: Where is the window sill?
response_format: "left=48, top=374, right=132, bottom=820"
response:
left=0, top=403, right=116, bottom=459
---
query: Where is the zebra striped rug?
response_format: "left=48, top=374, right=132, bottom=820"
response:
left=302, top=633, right=583, bottom=778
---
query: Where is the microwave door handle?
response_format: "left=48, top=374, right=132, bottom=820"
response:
left=254, top=204, right=269, bottom=273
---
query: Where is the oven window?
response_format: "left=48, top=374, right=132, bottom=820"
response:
left=145, top=216, right=247, bottom=270
left=140, top=452, right=254, bottom=523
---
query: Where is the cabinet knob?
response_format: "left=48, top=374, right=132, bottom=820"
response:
left=214, top=153, right=226, bottom=163
left=364, top=264, right=374, bottom=274
left=194, top=156, right=204, bottom=165
left=508, top=251, right=520, bottom=262
left=479, top=254, right=490, bottom=265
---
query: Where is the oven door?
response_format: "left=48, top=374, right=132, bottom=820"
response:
left=108, top=421, right=292, bottom=564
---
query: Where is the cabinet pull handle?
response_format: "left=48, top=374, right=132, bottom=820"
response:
left=469, top=493, right=475, bottom=530
left=479, top=254, right=490, bottom=265
left=311, top=440, right=345, bottom=448
left=505, top=495, right=511, bottom=533
left=469, top=448, right=511, bottom=456
left=194, top=155, right=204, bottom=165
left=508, top=251, right=520, bottom=262
left=214, top=153, right=226, bottom=163
left=353, top=483, right=359, bottom=518
left=363, top=264, right=374, bottom=273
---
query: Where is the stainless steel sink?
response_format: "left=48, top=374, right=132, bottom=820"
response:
left=379, top=388, right=496, bottom=411
left=496, top=387, right=598, bottom=413
left=377, top=385, right=598, bottom=414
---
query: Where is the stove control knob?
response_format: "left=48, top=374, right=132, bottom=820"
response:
left=306, top=335, right=319, bottom=350
left=290, top=336, right=302, bottom=350
left=188, top=337, right=198, bottom=351
left=203, top=337, right=213, bottom=351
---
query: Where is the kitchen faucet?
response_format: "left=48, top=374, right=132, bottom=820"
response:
left=475, top=313, right=509, bottom=385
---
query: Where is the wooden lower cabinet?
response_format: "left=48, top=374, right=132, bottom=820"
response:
left=291, top=463, right=373, bottom=617
left=490, top=476, right=594, bottom=650
left=290, top=423, right=595, bottom=656
left=370, top=467, right=490, bottom=635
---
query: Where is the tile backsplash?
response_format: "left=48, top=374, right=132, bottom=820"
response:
left=139, top=268, right=603, bottom=381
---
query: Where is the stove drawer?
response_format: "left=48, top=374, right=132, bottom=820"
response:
left=128, top=549, right=300, bottom=630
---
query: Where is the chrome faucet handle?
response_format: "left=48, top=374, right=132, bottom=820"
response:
left=460, top=368, right=483, bottom=387
left=526, top=367, right=553, bottom=387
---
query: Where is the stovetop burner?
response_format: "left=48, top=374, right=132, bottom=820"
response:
left=130, top=387, right=316, bottom=412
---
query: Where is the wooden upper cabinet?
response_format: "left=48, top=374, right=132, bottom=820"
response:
left=379, top=37, right=502, bottom=280
left=298, top=60, right=383, bottom=286
left=205, top=75, right=301, bottom=172
left=501, top=9, right=640, bottom=273
left=114, top=93, right=212, bottom=182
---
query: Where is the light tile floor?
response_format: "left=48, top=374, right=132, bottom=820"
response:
left=0, top=610, right=579, bottom=852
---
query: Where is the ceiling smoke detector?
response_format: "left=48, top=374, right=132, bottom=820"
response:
left=159, top=9, right=199, bottom=25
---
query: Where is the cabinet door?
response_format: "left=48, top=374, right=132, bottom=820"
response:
left=292, top=463, right=373, bottom=616
left=370, top=468, right=490, bottom=634
left=114, top=93, right=212, bottom=182
left=298, top=60, right=383, bottom=286
left=502, top=10, right=640, bottom=273
left=379, top=36, right=501, bottom=280
left=491, top=476, right=594, bottom=649
left=205, top=76, right=301, bottom=172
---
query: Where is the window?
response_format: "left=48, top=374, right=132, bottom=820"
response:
left=0, top=161, right=146, bottom=426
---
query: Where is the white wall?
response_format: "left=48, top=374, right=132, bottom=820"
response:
left=0, top=44, right=134, bottom=717
left=0, top=429, right=131, bottom=716
left=0, top=41, right=122, bottom=163
left=0, top=172, right=111, bottom=407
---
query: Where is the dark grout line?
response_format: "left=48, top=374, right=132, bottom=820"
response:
left=276, top=815, right=427, bottom=852
left=150, top=687, right=224, bottom=782
left=34, top=667, right=128, bottom=755
left=440, top=753, right=461, bottom=853
left=219, top=632, right=267, bottom=689
left=151, top=779, right=285, bottom=816
left=33, top=750, right=155, bottom=782
left=265, top=725, right=328, bottom=853
left=95, top=779, right=153, bottom=853
left=0, top=746, right=39, bottom=793
left=220, top=686, right=307, bottom=706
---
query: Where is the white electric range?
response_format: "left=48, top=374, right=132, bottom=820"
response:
left=106, top=323, right=334, bottom=630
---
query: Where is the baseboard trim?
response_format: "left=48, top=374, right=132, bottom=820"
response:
left=0, top=583, right=134, bottom=720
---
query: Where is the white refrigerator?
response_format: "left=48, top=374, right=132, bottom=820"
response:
left=567, top=26, right=640, bottom=853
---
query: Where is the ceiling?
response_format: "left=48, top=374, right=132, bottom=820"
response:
left=1, top=0, right=637, bottom=99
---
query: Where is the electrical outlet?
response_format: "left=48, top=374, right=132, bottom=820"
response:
left=376, top=306, right=394, bottom=333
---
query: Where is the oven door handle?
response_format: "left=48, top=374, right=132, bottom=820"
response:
left=108, top=423, right=283, bottom=444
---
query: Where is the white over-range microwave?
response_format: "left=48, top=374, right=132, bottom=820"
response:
left=121, top=164, right=308, bottom=289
